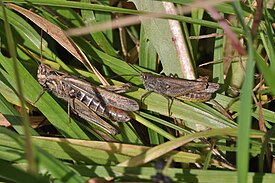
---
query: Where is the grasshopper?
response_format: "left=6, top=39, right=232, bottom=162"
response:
left=140, top=72, right=220, bottom=114
left=37, top=64, right=139, bottom=135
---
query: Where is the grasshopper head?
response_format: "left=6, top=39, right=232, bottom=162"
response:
left=140, top=72, right=156, bottom=91
left=140, top=72, right=151, bottom=83
left=140, top=72, right=153, bottom=78
left=37, top=64, right=50, bottom=86
left=37, top=64, right=59, bottom=88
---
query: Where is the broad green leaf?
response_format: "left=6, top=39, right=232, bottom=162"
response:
left=132, top=0, right=195, bottom=78
left=0, top=127, right=86, bottom=183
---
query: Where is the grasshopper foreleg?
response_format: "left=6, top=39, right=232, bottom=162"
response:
left=141, top=91, right=173, bottom=116
left=141, top=91, right=153, bottom=106
left=164, top=95, right=173, bottom=116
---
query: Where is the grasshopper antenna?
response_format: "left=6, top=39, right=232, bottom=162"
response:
left=127, top=63, right=142, bottom=75
left=108, top=63, right=141, bottom=79
left=32, top=30, right=46, bottom=104
left=39, top=30, right=43, bottom=65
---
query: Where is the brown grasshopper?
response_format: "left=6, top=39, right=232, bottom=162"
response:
left=37, top=64, right=139, bottom=135
left=140, top=72, right=220, bottom=114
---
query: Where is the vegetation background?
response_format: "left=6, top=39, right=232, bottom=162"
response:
left=0, top=0, right=275, bottom=182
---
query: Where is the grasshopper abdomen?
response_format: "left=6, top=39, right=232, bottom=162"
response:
left=74, top=90, right=131, bottom=122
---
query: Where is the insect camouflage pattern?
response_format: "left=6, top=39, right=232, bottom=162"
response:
left=140, top=72, right=233, bottom=168
left=140, top=72, right=220, bottom=103
left=37, top=64, right=139, bottom=135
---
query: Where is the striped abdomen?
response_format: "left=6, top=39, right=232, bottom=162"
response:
left=74, top=90, right=131, bottom=122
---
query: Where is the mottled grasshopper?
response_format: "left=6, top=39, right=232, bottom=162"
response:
left=37, top=64, right=139, bottom=135
left=140, top=72, right=220, bottom=113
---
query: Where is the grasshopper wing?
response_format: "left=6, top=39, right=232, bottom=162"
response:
left=141, top=73, right=208, bottom=97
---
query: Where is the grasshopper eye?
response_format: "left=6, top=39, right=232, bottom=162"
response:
left=141, top=74, right=147, bottom=80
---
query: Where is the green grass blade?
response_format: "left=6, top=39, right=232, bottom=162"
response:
left=233, top=2, right=255, bottom=183
left=0, top=127, right=86, bottom=182
left=0, top=92, right=38, bottom=135
left=213, top=27, right=225, bottom=84
left=139, top=25, right=157, bottom=71
left=132, top=0, right=195, bottom=77
left=117, top=128, right=257, bottom=167
left=1, top=2, right=37, bottom=173
left=0, top=159, right=48, bottom=183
